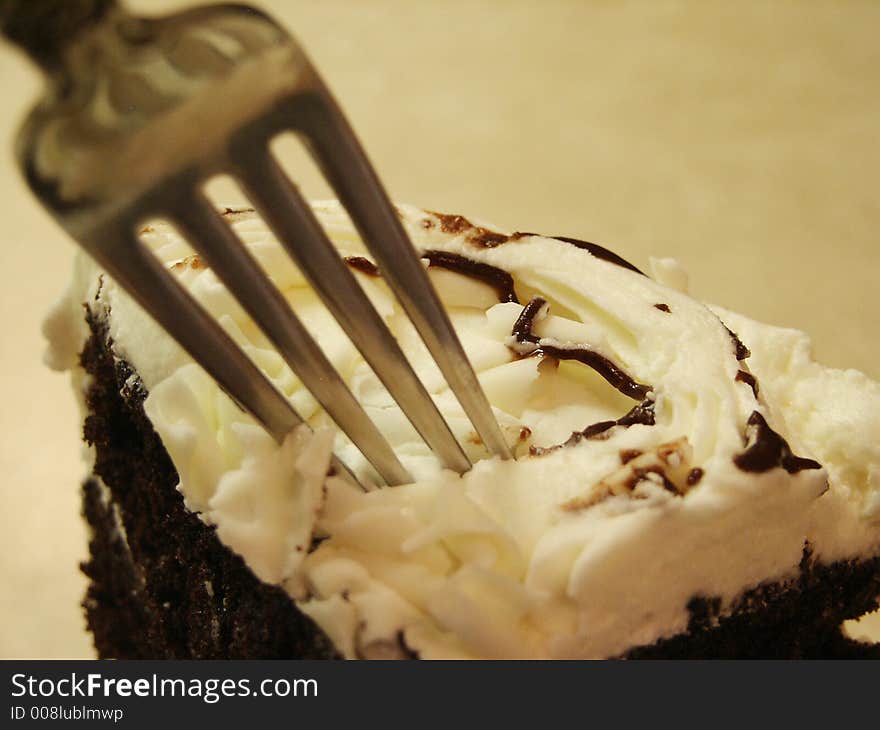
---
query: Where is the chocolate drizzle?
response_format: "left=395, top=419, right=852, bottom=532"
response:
left=425, top=210, right=644, bottom=275
left=616, top=399, right=656, bottom=427
left=620, top=449, right=643, bottom=464
left=343, top=247, right=520, bottom=303
left=724, top=325, right=751, bottom=361
left=427, top=211, right=509, bottom=247
left=220, top=206, right=256, bottom=220
left=344, top=256, right=380, bottom=277
left=529, top=399, right=655, bottom=456
left=422, top=250, right=519, bottom=303
left=508, top=233, right=645, bottom=275
left=511, top=297, right=651, bottom=400
left=430, top=212, right=473, bottom=234
left=735, top=370, right=759, bottom=398
left=511, top=297, right=546, bottom=344
left=471, top=229, right=509, bottom=247
left=733, top=411, right=821, bottom=474
left=686, top=468, right=704, bottom=486
left=540, top=345, right=652, bottom=400
left=550, top=236, right=646, bottom=276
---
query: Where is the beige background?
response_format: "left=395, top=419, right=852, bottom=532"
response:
left=1, top=0, right=878, bottom=658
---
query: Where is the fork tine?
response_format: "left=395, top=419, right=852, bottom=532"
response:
left=229, top=145, right=472, bottom=474
left=85, top=223, right=364, bottom=489
left=283, top=90, right=513, bottom=461
left=167, top=190, right=411, bottom=486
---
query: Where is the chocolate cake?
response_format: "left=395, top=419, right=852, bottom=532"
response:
left=46, top=202, right=880, bottom=658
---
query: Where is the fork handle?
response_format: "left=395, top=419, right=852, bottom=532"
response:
left=0, top=0, right=118, bottom=71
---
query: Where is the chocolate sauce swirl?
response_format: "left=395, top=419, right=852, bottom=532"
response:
left=620, top=449, right=643, bottom=464
left=344, top=256, right=380, bottom=276
left=550, top=236, right=645, bottom=276
left=511, top=297, right=651, bottom=400
left=511, top=297, right=546, bottom=344
left=529, top=400, right=655, bottom=456
left=686, top=468, right=704, bottom=486
left=539, top=345, right=652, bottom=400
left=733, top=411, right=821, bottom=474
left=724, top=325, right=751, bottom=361
left=422, top=250, right=519, bottom=303
left=427, top=212, right=509, bottom=247
left=506, top=232, right=645, bottom=275
left=735, top=370, right=759, bottom=398
left=616, top=399, right=656, bottom=426
left=426, top=210, right=644, bottom=275
left=343, top=250, right=519, bottom=304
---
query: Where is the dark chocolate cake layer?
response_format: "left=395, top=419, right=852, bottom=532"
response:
left=80, top=312, right=338, bottom=659
left=78, top=313, right=879, bottom=659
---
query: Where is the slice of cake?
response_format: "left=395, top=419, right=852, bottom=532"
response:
left=44, top=202, right=880, bottom=658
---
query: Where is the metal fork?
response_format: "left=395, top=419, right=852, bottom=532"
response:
left=1, top=0, right=512, bottom=487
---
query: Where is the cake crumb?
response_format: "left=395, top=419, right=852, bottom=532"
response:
left=171, top=255, right=206, bottom=271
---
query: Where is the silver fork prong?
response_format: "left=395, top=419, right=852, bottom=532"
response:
left=167, top=189, right=411, bottom=486
left=230, top=145, right=472, bottom=474
left=86, top=223, right=364, bottom=489
left=286, top=90, right=513, bottom=461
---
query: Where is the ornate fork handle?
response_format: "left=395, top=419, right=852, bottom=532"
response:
left=0, top=0, right=118, bottom=71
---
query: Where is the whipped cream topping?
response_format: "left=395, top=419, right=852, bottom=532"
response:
left=45, top=201, right=880, bottom=658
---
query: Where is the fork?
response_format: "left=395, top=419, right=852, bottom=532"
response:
left=1, top=0, right=512, bottom=488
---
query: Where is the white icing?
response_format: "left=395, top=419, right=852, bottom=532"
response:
left=648, top=256, right=689, bottom=294
left=46, top=201, right=880, bottom=658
